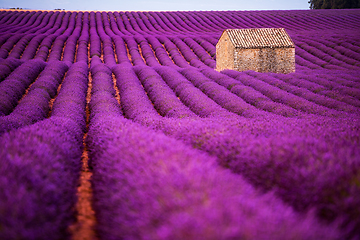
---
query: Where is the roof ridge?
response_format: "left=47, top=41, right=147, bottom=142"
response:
left=225, top=28, right=294, bottom=49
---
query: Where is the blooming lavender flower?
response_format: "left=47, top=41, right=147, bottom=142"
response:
left=0, top=115, right=83, bottom=240
left=135, top=65, right=197, bottom=118
left=0, top=59, right=46, bottom=116
left=51, top=61, right=88, bottom=131
left=86, top=113, right=344, bottom=240
left=112, top=64, right=160, bottom=121
left=0, top=61, right=68, bottom=134
left=0, top=58, right=23, bottom=82
left=0, top=8, right=360, bottom=240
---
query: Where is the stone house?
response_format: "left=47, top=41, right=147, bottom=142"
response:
left=216, top=28, right=295, bottom=74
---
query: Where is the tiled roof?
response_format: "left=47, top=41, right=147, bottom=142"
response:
left=225, top=28, right=294, bottom=49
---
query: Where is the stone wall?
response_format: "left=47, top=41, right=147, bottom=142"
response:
left=233, top=47, right=295, bottom=74
left=215, top=34, right=234, bottom=71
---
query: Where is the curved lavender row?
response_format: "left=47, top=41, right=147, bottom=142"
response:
left=6, top=11, right=26, bottom=25
left=0, top=11, right=44, bottom=34
left=157, top=35, right=191, bottom=68
left=21, top=12, right=65, bottom=61
left=104, top=16, right=131, bottom=65
left=312, top=70, right=360, bottom=90
left=51, top=61, right=88, bottom=132
left=182, top=37, right=215, bottom=68
left=169, top=12, right=200, bottom=32
left=112, top=64, right=160, bottom=121
left=305, top=37, right=360, bottom=67
left=62, top=12, right=83, bottom=65
left=86, top=114, right=340, bottom=240
left=0, top=58, right=23, bottom=82
left=270, top=71, right=360, bottom=108
left=178, top=12, right=209, bottom=32
left=130, top=12, right=152, bottom=34
left=155, top=110, right=360, bottom=237
left=336, top=38, right=360, bottom=56
left=89, top=56, right=122, bottom=121
left=7, top=34, right=35, bottom=59
left=12, top=11, right=36, bottom=29
left=0, top=11, right=37, bottom=35
left=20, top=34, right=47, bottom=61
left=114, top=33, right=131, bottom=64
left=0, top=11, right=15, bottom=25
left=22, top=11, right=51, bottom=34
left=0, top=61, right=68, bottom=135
left=169, top=36, right=208, bottom=68
left=0, top=115, right=83, bottom=240
left=155, top=12, right=182, bottom=33
left=155, top=66, right=235, bottom=118
left=197, top=12, right=232, bottom=30
left=89, top=12, right=101, bottom=58
left=294, top=44, right=344, bottom=70
left=96, top=12, right=116, bottom=67
left=161, top=12, right=197, bottom=34
left=119, top=12, right=137, bottom=35
left=135, top=35, right=161, bottom=67
left=246, top=71, right=360, bottom=114
left=295, top=71, right=360, bottom=103
left=180, top=68, right=269, bottom=118
left=296, top=40, right=359, bottom=70
left=147, top=12, right=173, bottom=33
left=296, top=40, right=356, bottom=70
left=15, top=11, right=47, bottom=34
left=205, top=12, right=236, bottom=30
left=112, top=12, right=131, bottom=35
left=8, top=12, right=60, bottom=60
left=0, top=59, right=46, bottom=116
left=14, top=11, right=44, bottom=33
left=138, top=12, right=159, bottom=33
left=135, top=65, right=197, bottom=118
left=0, top=34, right=24, bottom=59
left=35, top=12, right=71, bottom=61
left=201, top=69, right=301, bottom=117
left=144, top=12, right=166, bottom=33
left=125, top=12, right=147, bottom=34
left=294, top=52, right=322, bottom=70
left=223, top=70, right=342, bottom=116
left=47, top=12, right=77, bottom=62
left=193, top=36, right=216, bottom=58
left=146, top=36, right=176, bottom=67
left=75, top=12, right=89, bottom=64
left=163, top=12, right=193, bottom=33
left=189, top=12, right=221, bottom=32
left=123, top=36, right=146, bottom=66
left=198, top=34, right=218, bottom=47
left=0, top=32, right=12, bottom=47
left=39, top=12, right=66, bottom=35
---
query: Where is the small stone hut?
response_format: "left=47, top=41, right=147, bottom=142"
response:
left=216, top=28, right=295, bottom=74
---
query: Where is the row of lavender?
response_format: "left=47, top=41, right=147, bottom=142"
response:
left=0, top=9, right=359, bottom=239
left=85, top=56, right=345, bottom=239
left=1, top=10, right=360, bottom=118
left=1, top=9, right=360, bottom=36
left=0, top=10, right=360, bottom=68
left=0, top=61, right=88, bottom=239
left=1, top=64, right=359, bottom=238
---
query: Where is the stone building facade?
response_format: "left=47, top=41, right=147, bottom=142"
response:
left=216, top=28, right=295, bottom=74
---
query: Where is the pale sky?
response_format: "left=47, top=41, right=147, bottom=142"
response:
left=0, top=0, right=310, bottom=11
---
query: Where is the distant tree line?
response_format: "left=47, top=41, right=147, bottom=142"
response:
left=309, top=0, right=360, bottom=9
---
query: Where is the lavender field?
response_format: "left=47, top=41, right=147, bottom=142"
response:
left=0, top=8, right=360, bottom=239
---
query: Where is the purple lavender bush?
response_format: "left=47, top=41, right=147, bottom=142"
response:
left=0, top=116, right=83, bottom=240
left=0, top=8, right=359, bottom=240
